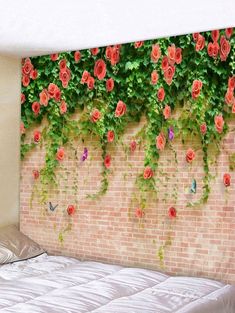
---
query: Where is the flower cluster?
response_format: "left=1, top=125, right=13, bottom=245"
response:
left=22, top=58, right=38, bottom=87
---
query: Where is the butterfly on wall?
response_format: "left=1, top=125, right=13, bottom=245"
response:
left=48, top=202, right=58, bottom=212
left=190, top=179, right=197, bottom=194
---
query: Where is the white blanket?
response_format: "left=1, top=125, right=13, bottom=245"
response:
left=0, top=254, right=234, bottom=313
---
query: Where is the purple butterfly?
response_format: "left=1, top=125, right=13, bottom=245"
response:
left=81, top=148, right=88, bottom=161
left=168, top=127, right=174, bottom=141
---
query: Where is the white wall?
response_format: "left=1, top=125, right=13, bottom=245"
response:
left=0, top=56, right=21, bottom=226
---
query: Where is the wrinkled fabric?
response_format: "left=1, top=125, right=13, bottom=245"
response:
left=0, top=253, right=234, bottom=313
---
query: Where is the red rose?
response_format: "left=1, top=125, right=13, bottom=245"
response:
left=164, top=65, right=175, bottom=85
left=59, top=68, right=71, bottom=88
left=220, top=35, right=231, bottom=61
left=157, top=87, right=165, bottom=102
left=33, top=130, right=41, bottom=143
left=186, top=148, right=195, bottom=163
left=228, top=77, right=235, bottom=90
left=59, top=59, right=67, bottom=72
left=106, top=78, right=114, bottom=92
left=192, top=33, right=199, bottom=41
left=74, top=51, right=81, bottom=63
left=87, top=76, right=95, bottom=90
left=39, top=89, right=49, bottom=106
left=151, top=70, right=158, bottom=85
left=32, top=101, right=40, bottom=116
left=90, top=48, right=99, bottom=56
left=94, top=59, right=106, bottom=80
left=225, top=28, right=233, bottom=39
left=143, top=166, right=153, bottom=179
left=105, top=46, right=112, bottom=60
left=22, top=58, right=33, bottom=76
left=211, top=30, right=220, bottom=42
left=134, top=41, right=144, bottom=48
left=161, top=56, right=169, bottom=71
left=115, top=100, right=126, bottom=117
left=214, top=115, right=224, bottom=133
left=30, top=69, right=38, bottom=80
left=223, top=173, right=231, bottom=187
left=163, top=105, right=171, bottom=119
left=107, top=130, right=115, bottom=143
left=20, top=121, right=25, bottom=135
left=200, top=123, right=207, bottom=135
left=67, top=205, right=76, bottom=216
left=156, top=132, right=166, bottom=151
left=208, top=42, right=219, bottom=58
left=104, top=155, right=111, bottom=169
left=48, top=83, right=59, bottom=98
left=91, top=108, right=101, bottom=122
left=22, top=75, right=30, bottom=87
left=168, top=207, right=177, bottom=219
left=32, top=170, right=39, bottom=180
left=192, top=80, right=202, bottom=99
left=130, top=140, right=137, bottom=152
left=151, top=44, right=161, bottom=63
left=56, top=147, right=65, bottom=161
left=50, top=54, right=59, bottom=61
left=81, top=70, right=90, bottom=84
left=21, top=93, right=26, bottom=104
left=60, top=100, right=67, bottom=114
left=167, top=44, right=176, bottom=65
left=225, top=88, right=234, bottom=105
left=110, top=47, right=120, bottom=66
left=135, top=208, right=145, bottom=218
left=175, top=47, right=182, bottom=64
left=195, top=34, right=205, bottom=51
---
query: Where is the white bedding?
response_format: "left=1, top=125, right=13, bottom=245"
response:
left=0, top=253, right=234, bottom=313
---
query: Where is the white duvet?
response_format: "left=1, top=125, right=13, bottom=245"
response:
left=0, top=253, right=234, bottom=313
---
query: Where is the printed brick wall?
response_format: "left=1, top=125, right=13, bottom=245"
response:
left=20, top=117, right=235, bottom=284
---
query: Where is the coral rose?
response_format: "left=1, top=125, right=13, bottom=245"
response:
left=21, top=93, right=26, bottom=104
left=156, top=132, right=166, bottom=151
left=225, top=28, right=233, bottom=39
left=115, top=100, right=126, bottom=117
left=94, top=59, right=106, bottom=80
left=228, top=77, right=235, bottom=90
left=60, top=100, right=67, bottom=114
left=91, top=108, right=101, bottom=123
left=186, top=148, right=195, bottom=163
left=135, top=208, right=145, bottom=218
left=87, top=76, right=95, bottom=90
left=175, top=47, right=182, bottom=64
left=214, top=115, right=224, bottom=133
left=164, top=65, right=175, bottom=85
left=59, top=59, right=67, bottom=72
left=157, top=87, right=165, bottom=102
left=30, top=69, right=38, bottom=80
left=22, top=58, right=33, bottom=76
left=56, top=147, right=65, bottom=161
left=134, top=41, right=144, bottom=48
left=74, top=51, right=81, bottom=63
left=163, top=105, right=171, bottom=119
left=107, top=130, right=115, bottom=143
left=192, top=80, right=202, bottom=99
left=211, top=30, right=220, bottom=42
left=106, top=78, right=114, bottom=92
left=161, top=56, right=169, bottom=71
left=32, top=101, right=40, bottom=116
left=143, top=166, right=153, bottom=179
left=110, top=47, right=120, bottom=66
left=39, top=89, right=49, bottom=106
left=151, top=44, right=161, bottom=63
left=192, top=33, right=199, bottom=41
left=167, top=44, right=176, bottom=65
left=220, top=35, right=231, bottom=61
left=223, top=173, right=231, bottom=187
left=225, top=88, right=234, bottom=105
left=200, top=123, right=207, bottom=135
left=151, top=70, right=158, bottom=85
left=81, top=70, right=90, bottom=84
left=22, top=75, right=30, bottom=87
left=195, top=34, right=205, bottom=51
left=59, top=68, right=71, bottom=88
left=91, top=48, right=99, bottom=55
left=130, top=140, right=137, bottom=152
left=50, top=54, right=58, bottom=61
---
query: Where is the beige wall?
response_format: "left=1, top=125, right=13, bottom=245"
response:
left=0, top=56, right=21, bottom=226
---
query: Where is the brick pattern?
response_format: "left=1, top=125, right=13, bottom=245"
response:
left=20, top=118, right=235, bottom=284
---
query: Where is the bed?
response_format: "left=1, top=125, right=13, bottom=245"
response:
left=0, top=253, right=235, bottom=313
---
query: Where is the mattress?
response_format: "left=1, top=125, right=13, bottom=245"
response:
left=0, top=254, right=234, bottom=313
